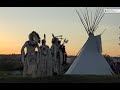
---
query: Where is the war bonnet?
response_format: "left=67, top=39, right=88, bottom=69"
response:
left=29, top=31, right=40, bottom=43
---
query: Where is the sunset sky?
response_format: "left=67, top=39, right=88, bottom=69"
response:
left=0, top=7, right=120, bottom=57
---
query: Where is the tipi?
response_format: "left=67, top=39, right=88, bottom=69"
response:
left=65, top=7, right=114, bottom=75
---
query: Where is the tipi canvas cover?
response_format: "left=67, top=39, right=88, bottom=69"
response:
left=65, top=34, right=114, bottom=75
left=65, top=7, right=114, bottom=75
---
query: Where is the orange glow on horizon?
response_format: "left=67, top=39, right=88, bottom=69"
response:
left=0, top=45, right=119, bottom=57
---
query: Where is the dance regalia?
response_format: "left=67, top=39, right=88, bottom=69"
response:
left=22, top=41, right=38, bottom=77
left=60, top=45, right=67, bottom=65
left=37, top=45, right=52, bottom=77
left=51, top=44, right=63, bottom=75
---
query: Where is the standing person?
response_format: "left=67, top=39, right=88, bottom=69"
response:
left=51, top=34, right=63, bottom=75
left=37, top=34, right=52, bottom=77
left=21, top=31, right=40, bottom=78
left=60, top=44, right=68, bottom=67
left=59, top=38, right=68, bottom=74
left=58, top=40, right=64, bottom=74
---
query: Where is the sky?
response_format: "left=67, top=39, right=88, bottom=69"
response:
left=0, top=7, right=120, bottom=57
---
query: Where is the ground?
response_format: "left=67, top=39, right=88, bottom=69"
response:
left=0, top=71, right=120, bottom=83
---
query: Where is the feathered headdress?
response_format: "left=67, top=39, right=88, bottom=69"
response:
left=42, top=34, right=46, bottom=44
left=29, top=31, right=40, bottom=43
left=52, top=33, right=68, bottom=45
left=52, top=34, right=59, bottom=44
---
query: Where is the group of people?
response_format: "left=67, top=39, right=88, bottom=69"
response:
left=21, top=31, right=68, bottom=78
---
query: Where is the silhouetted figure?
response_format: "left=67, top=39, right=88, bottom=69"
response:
left=37, top=34, right=52, bottom=77
left=51, top=34, right=63, bottom=75
left=60, top=44, right=67, bottom=65
left=21, top=31, right=40, bottom=78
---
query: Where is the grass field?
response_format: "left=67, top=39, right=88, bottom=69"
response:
left=0, top=55, right=120, bottom=83
left=0, top=71, right=120, bottom=83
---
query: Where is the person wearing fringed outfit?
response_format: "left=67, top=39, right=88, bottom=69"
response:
left=21, top=31, right=40, bottom=78
left=51, top=34, right=63, bottom=75
left=37, top=34, right=52, bottom=77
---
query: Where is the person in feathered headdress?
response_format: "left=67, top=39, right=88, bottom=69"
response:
left=50, top=34, right=64, bottom=75
left=21, top=31, right=40, bottom=78
left=37, top=34, right=52, bottom=77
